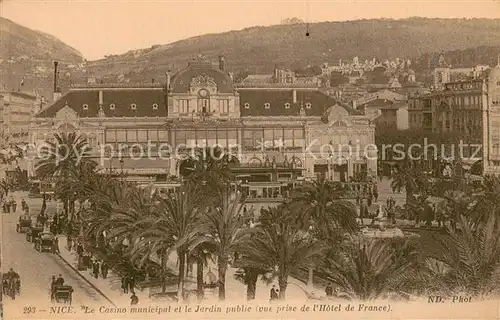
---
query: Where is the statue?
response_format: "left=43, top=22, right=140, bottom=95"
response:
left=264, top=156, right=271, bottom=167
left=283, top=155, right=289, bottom=167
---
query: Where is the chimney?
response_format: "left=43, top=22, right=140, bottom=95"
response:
left=53, top=61, right=61, bottom=101
left=352, top=100, right=357, bottom=109
left=293, top=90, right=297, bottom=103
left=53, top=61, right=58, bottom=93
left=165, top=71, right=171, bottom=90
left=219, top=55, right=225, bottom=71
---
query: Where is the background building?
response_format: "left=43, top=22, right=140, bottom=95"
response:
left=29, top=56, right=378, bottom=198
left=0, top=91, right=38, bottom=147
left=408, top=62, right=500, bottom=175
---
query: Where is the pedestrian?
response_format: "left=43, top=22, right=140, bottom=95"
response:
left=54, top=237, right=60, bottom=254
left=101, top=261, right=108, bottom=279
left=325, top=282, right=333, bottom=297
left=373, top=185, right=378, bottom=202
left=10, top=197, right=16, bottom=213
left=128, top=274, right=135, bottom=293
left=21, top=199, right=26, bottom=211
left=76, top=243, right=84, bottom=257
left=130, top=292, right=139, bottom=305
left=50, top=276, right=57, bottom=301
left=5, top=201, right=10, bottom=214
left=269, top=285, right=278, bottom=301
left=67, top=235, right=73, bottom=251
left=55, top=274, right=64, bottom=286
left=121, top=276, right=129, bottom=294
left=92, top=260, right=100, bottom=279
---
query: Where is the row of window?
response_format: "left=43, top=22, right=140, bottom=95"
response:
left=445, top=82, right=481, bottom=91
left=243, top=102, right=312, bottom=109
left=173, top=99, right=230, bottom=114
left=82, top=103, right=159, bottom=110
left=104, top=128, right=307, bottom=150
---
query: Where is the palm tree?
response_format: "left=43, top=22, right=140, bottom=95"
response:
left=179, top=146, right=237, bottom=190
left=391, top=160, right=429, bottom=204
left=424, top=214, right=500, bottom=297
left=82, top=177, right=135, bottom=246
left=233, top=260, right=271, bottom=300
left=289, top=177, right=358, bottom=238
left=132, top=185, right=203, bottom=299
left=188, top=242, right=215, bottom=301
left=190, top=190, right=253, bottom=300
left=35, top=133, right=92, bottom=220
left=322, top=237, right=422, bottom=300
left=471, top=175, right=500, bottom=224
left=238, top=205, right=327, bottom=300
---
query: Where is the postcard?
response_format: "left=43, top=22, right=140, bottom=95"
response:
left=2, top=0, right=500, bottom=319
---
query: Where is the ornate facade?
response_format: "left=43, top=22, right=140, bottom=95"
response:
left=29, top=57, right=377, bottom=197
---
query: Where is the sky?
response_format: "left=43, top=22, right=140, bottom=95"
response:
left=2, top=0, right=500, bottom=60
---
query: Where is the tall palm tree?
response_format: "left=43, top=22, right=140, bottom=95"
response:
left=133, top=185, right=203, bottom=299
left=323, top=236, right=423, bottom=300
left=179, top=146, right=238, bottom=196
left=35, top=133, right=92, bottom=220
left=238, top=205, right=327, bottom=300
left=189, top=190, right=253, bottom=300
left=289, top=177, right=358, bottom=238
left=82, top=178, right=135, bottom=245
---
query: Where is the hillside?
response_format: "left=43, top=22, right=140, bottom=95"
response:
left=0, top=17, right=83, bottom=98
left=83, top=17, right=500, bottom=85
left=3, top=17, right=500, bottom=99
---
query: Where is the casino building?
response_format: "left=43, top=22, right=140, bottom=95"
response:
left=28, top=56, right=378, bottom=199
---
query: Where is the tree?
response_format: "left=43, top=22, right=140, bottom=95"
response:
left=425, top=215, right=500, bottom=297
left=322, top=237, right=422, bottom=300
left=289, top=177, right=358, bottom=238
left=133, top=185, right=203, bottom=298
left=233, top=264, right=270, bottom=300
left=238, top=205, right=327, bottom=300
left=35, top=132, right=92, bottom=220
left=190, top=190, right=253, bottom=300
left=471, top=175, right=500, bottom=224
left=179, top=146, right=237, bottom=199
left=391, top=161, right=429, bottom=204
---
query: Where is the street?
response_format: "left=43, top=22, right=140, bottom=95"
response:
left=1, top=192, right=107, bottom=316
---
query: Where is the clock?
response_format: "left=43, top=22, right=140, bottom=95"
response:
left=199, top=89, right=208, bottom=97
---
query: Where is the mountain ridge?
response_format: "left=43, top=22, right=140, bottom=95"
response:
left=2, top=17, right=500, bottom=100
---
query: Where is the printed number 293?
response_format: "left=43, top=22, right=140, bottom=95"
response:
left=23, top=307, right=36, bottom=314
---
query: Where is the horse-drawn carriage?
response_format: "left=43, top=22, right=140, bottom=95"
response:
left=26, top=226, right=44, bottom=242
left=16, top=215, right=32, bottom=233
left=52, top=285, right=73, bottom=304
left=35, top=232, right=56, bottom=252
left=2, top=273, right=21, bottom=300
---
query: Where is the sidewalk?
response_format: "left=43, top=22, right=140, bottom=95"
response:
left=55, top=234, right=324, bottom=303
left=56, top=235, right=151, bottom=306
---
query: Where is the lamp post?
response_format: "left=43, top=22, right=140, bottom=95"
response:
left=119, top=158, right=124, bottom=181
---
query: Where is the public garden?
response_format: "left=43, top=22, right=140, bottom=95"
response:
left=3, top=132, right=500, bottom=303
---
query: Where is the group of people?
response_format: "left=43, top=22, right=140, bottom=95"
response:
left=2, top=196, right=17, bottom=213
left=50, top=274, right=66, bottom=301
left=121, top=274, right=139, bottom=305
left=2, top=268, right=21, bottom=298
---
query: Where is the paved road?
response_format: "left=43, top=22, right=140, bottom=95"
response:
left=2, top=194, right=106, bottom=317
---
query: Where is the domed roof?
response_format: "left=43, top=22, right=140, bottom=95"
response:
left=170, top=61, right=234, bottom=93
